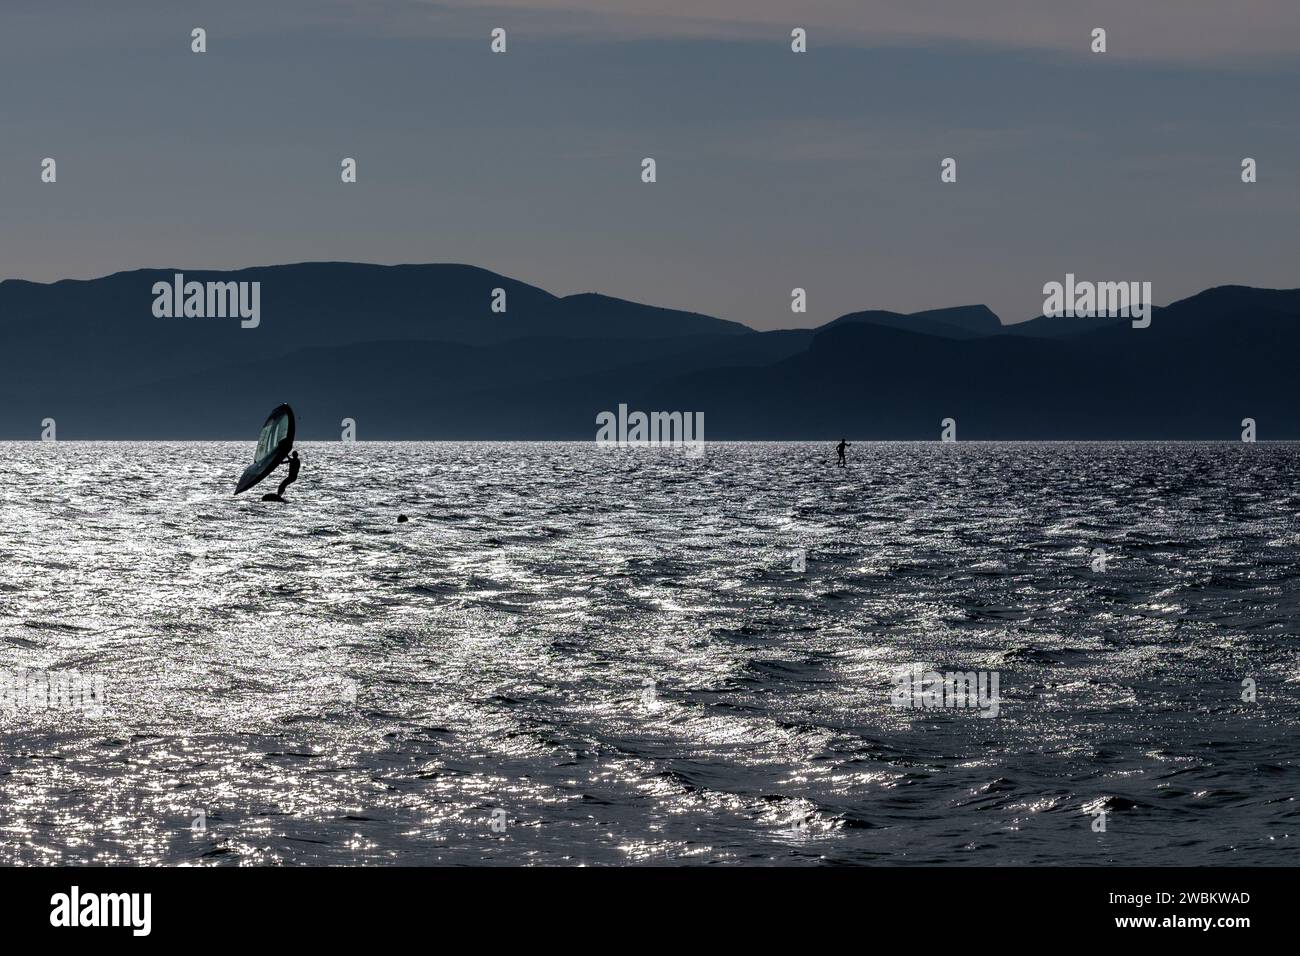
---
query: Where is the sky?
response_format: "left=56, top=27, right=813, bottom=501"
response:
left=2, top=0, right=1298, bottom=328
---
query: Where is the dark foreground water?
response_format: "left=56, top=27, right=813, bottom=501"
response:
left=0, top=441, right=1297, bottom=865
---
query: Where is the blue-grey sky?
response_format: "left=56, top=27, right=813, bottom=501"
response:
left=2, top=0, right=1298, bottom=328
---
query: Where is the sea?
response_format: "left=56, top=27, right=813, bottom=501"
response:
left=0, top=441, right=1296, bottom=865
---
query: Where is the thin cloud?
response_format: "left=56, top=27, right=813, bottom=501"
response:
left=429, top=0, right=1300, bottom=63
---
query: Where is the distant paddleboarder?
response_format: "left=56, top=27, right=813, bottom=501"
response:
left=835, top=439, right=849, bottom=468
left=277, top=450, right=301, bottom=498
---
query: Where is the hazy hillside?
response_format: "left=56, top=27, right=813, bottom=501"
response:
left=1, top=264, right=1296, bottom=439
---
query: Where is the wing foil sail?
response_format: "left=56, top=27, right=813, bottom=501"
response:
left=235, top=403, right=295, bottom=495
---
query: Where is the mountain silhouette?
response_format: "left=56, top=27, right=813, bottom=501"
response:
left=1, top=263, right=1296, bottom=438
left=825, top=305, right=1003, bottom=339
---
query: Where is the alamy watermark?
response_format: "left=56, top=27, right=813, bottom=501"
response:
left=50, top=886, right=151, bottom=936
left=152, top=273, right=260, bottom=328
left=890, top=664, right=1000, bottom=718
left=596, top=404, right=704, bottom=457
left=0, top=668, right=107, bottom=718
left=1042, top=274, right=1151, bottom=328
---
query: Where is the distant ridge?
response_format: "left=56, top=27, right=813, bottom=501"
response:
left=825, top=305, right=1003, bottom=339
left=1, top=263, right=1297, bottom=438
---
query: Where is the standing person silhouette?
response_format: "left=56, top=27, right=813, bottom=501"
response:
left=835, top=439, right=849, bottom=468
left=277, top=450, right=301, bottom=497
